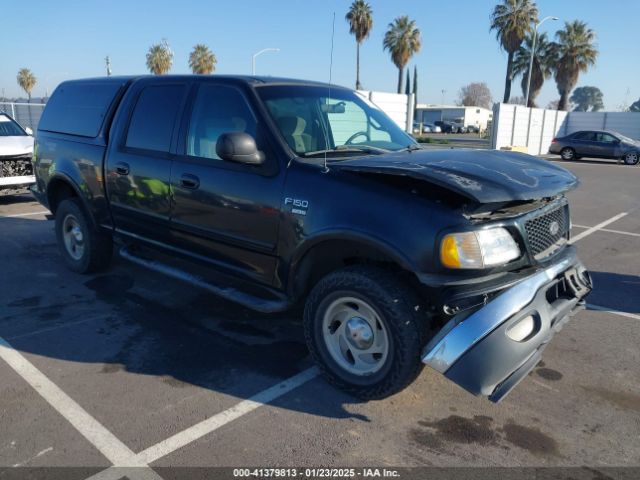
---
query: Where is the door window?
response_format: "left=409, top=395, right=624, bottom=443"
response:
left=574, top=131, right=596, bottom=141
left=125, top=84, right=186, bottom=152
left=186, top=85, right=257, bottom=160
left=596, top=133, right=618, bottom=143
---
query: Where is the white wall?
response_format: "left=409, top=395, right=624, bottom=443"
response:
left=357, top=90, right=412, bottom=132
left=491, top=103, right=640, bottom=155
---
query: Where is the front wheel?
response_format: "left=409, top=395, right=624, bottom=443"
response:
left=55, top=198, right=113, bottom=273
left=303, top=266, right=429, bottom=399
left=623, top=151, right=639, bottom=165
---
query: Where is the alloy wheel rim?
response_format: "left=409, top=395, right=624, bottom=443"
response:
left=62, top=214, right=85, bottom=260
left=322, top=296, right=389, bottom=376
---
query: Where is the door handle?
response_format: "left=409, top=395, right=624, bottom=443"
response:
left=115, top=162, right=130, bottom=175
left=180, top=174, right=200, bottom=190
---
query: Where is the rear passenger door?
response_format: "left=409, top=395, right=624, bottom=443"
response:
left=169, top=82, right=284, bottom=286
left=105, top=80, right=188, bottom=241
left=572, top=131, right=597, bottom=156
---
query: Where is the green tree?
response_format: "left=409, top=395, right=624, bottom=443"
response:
left=189, top=44, right=217, bottom=74
left=552, top=20, right=598, bottom=111
left=512, top=31, right=555, bottom=107
left=570, top=86, right=604, bottom=111
left=146, top=39, right=173, bottom=75
left=383, top=16, right=422, bottom=94
left=405, top=73, right=411, bottom=95
left=630, top=98, right=640, bottom=112
left=490, top=0, right=539, bottom=103
left=17, top=68, right=37, bottom=101
left=345, top=0, right=373, bottom=90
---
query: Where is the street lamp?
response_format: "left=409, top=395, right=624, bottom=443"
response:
left=252, top=48, right=280, bottom=75
left=524, top=16, right=558, bottom=108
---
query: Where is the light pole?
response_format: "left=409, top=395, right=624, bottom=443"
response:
left=524, top=15, right=558, bottom=108
left=252, top=48, right=280, bottom=75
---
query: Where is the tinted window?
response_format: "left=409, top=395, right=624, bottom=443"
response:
left=186, top=85, right=256, bottom=160
left=126, top=84, right=186, bottom=153
left=574, top=131, right=595, bottom=141
left=39, top=81, right=124, bottom=137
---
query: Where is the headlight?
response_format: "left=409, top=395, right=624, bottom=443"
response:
left=440, top=227, right=520, bottom=269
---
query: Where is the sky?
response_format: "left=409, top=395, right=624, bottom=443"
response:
left=1, top=0, right=638, bottom=110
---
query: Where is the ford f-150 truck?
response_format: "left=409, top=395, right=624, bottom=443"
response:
left=32, top=76, right=591, bottom=401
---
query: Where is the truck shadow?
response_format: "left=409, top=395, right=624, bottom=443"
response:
left=0, top=216, right=370, bottom=422
left=587, top=271, right=640, bottom=314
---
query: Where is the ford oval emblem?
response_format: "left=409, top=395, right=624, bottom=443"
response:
left=549, top=221, right=560, bottom=236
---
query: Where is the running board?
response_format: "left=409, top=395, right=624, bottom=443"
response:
left=119, top=246, right=292, bottom=313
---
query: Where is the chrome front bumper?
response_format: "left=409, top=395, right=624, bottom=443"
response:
left=422, top=247, right=591, bottom=402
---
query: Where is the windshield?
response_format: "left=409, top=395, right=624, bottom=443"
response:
left=616, top=132, right=637, bottom=144
left=0, top=116, right=27, bottom=136
left=256, top=85, right=416, bottom=157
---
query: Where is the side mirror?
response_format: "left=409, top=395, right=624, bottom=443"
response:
left=25, top=127, right=33, bottom=136
left=216, top=132, right=265, bottom=165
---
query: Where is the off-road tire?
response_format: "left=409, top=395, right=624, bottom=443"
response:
left=303, top=266, right=429, bottom=399
left=55, top=198, right=113, bottom=273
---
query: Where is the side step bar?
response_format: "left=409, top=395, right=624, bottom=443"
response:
left=119, top=246, right=292, bottom=314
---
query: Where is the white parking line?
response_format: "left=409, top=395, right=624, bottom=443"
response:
left=587, top=304, right=640, bottom=321
left=0, top=330, right=318, bottom=480
left=86, top=367, right=319, bottom=480
left=136, top=367, right=318, bottom=464
left=573, top=224, right=640, bottom=238
left=569, top=212, right=628, bottom=244
left=0, top=336, right=147, bottom=468
left=0, top=210, right=49, bottom=218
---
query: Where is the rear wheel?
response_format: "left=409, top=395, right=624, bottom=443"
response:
left=55, top=198, right=113, bottom=273
left=560, top=147, right=576, bottom=160
left=303, top=266, right=429, bottom=399
left=623, top=151, right=639, bottom=165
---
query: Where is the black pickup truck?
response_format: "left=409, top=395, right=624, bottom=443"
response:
left=32, top=75, right=591, bottom=402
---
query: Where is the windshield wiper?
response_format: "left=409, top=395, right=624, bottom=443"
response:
left=398, top=143, right=422, bottom=153
left=300, top=145, right=389, bottom=158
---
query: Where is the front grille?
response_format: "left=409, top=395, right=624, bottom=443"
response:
left=0, top=154, right=33, bottom=178
left=525, top=205, right=570, bottom=260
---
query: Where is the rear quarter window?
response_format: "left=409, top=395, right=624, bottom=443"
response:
left=125, top=84, right=186, bottom=153
left=38, top=81, right=124, bottom=137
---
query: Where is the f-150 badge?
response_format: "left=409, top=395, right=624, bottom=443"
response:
left=284, top=197, right=309, bottom=216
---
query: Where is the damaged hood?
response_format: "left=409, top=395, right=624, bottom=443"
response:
left=332, top=149, right=578, bottom=204
left=0, top=136, right=34, bottom=157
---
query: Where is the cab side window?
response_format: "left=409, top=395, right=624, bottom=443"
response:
left=126, top=85, right=186, bottom=153
left=187, top=85, right=257, bottom=160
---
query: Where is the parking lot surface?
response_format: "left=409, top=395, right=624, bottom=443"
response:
left=1, top=157, right=639, bottom=478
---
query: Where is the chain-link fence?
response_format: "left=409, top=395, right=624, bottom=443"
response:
left=0, top=102, right=46, bottom=131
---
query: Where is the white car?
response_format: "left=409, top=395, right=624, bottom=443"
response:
left=0, top=113, right=34, bottom=191
left=425, top=123, right=441, bottom=133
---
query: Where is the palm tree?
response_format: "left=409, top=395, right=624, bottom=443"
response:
left=146, top=40, right=173, bottom=75
left=17, top=68, right=37, bottom=101
left=189, top=44, right=217, bottom=74
left=490, top=0, right=539, bottom=103
left=512, top=31, right=555, bottom=107
left=345, top=0, right=373, bottom=90
left=552, top=20, right=598, bottom=111
left=383, top=16, right=421, bottom=94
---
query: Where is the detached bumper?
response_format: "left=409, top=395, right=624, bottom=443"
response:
left=422, top=247, right=591, bottom=403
